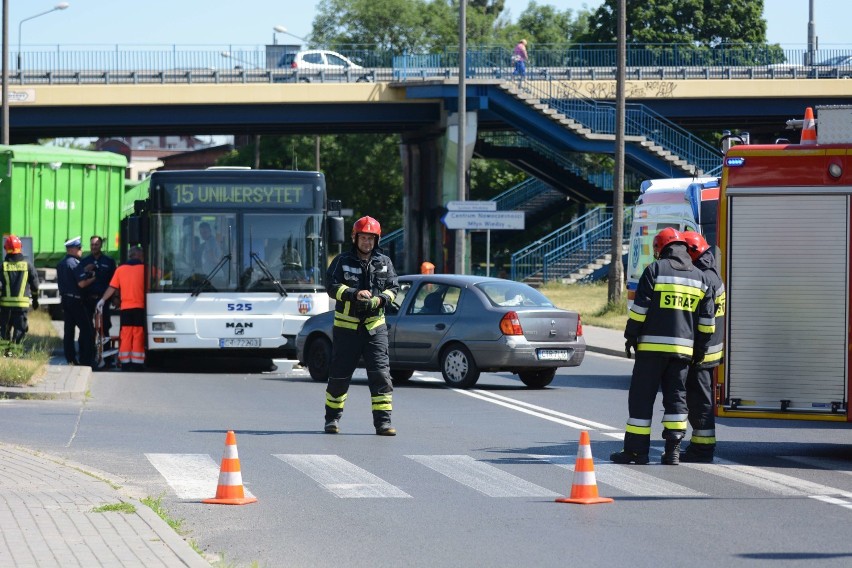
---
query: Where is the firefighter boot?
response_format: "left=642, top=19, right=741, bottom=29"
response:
left=610, top=431, right=650, bottom=464
left=324, top=419, right=340, bottom=434
left=661, top=431, right=684, bottom=465
left=680, top=444, right=715, bottom=463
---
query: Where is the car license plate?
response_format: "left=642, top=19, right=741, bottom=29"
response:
left=219, top=338, right=261, bottom=348
left=537, top=349, right=568, bottom=361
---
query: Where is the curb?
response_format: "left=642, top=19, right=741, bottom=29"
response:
left=585, top=344, right=631, bottom=359
left=0, top=362, right=90, bottom=400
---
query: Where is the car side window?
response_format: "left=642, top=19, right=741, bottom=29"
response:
left=303, top=53, right=323, bottom=65
left=326, top=54, right=348, bottom=67
left=409, top=284, right=460, bottom=315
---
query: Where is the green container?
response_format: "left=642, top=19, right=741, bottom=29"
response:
left=0, top=145, right=127, bottom=266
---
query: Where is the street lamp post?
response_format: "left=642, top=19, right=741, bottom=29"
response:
left=220, top=51, right=259, bottom=70
left=17, top=2, right=69, bottom=72
left=273, top=25, right=308, bottom=46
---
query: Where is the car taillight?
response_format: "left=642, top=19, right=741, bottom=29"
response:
left=291, top=61, right=298, bottom=68
left=576, top=314, right=583, bottom=337
left=499, top=311, right=523, bottom=335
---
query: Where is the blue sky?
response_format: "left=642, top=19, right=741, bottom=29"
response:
left=7, top=0, right=849, bottom=49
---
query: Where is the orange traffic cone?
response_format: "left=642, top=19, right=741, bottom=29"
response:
left=800, top=107, right=816, bottom=145
left=203, top=431, right=257, bottom=505
left=555, top=431, right=613, bottom=505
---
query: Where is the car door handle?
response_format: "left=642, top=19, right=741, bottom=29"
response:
left=435, top=323, right=446, bottom=330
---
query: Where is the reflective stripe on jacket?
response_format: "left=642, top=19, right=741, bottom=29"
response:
left=1, top=254, right=39, bottom=308
left=626, top=244, right=715, bottom=359
left=694, top=250, right=725, bottom=368
left=326, top=246, right=399, bottom=331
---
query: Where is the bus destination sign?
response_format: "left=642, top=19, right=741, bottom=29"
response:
left=161, top=183, right=315, bottom=209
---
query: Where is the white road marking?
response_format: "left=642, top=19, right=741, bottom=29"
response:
left=450, top=389, right=603, bottom=430
left=406, top=455, right=560, bottom=498
left=145, top=453, right=256, bottom=500
left=470, top=390, right=618, bottom=430
left=683, top=459, right=852, bottom=500
left=533, top=454, right=705, bottom=497
left=273, top=454, right=411, bottom=498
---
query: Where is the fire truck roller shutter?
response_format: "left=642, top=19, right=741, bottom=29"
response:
left=727, top=192, right=848, bottom=413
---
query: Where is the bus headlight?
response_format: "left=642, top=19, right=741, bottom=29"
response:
left=152, top=322, right=176, bottom=331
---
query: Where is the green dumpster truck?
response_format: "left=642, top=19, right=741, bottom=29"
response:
left=0, top=145, right=127, bottom=317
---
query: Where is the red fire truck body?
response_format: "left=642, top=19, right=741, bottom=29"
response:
left=717, top=106, right=851, bottom=422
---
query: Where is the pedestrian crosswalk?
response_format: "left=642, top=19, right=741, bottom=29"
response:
left=145, top=452, right=852, bottom=511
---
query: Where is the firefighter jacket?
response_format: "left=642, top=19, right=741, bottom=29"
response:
left=1, top=253, right=39, bottom=308
left=693, top=250, right=725, bottom=368
left=625, top=243, right=715, bottom=359
left=327, top=246, right=399, bottom=334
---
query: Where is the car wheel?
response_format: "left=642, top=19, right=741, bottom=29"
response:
left=306, top=336, right=332, bottom=382
left=390, top=369, right=414, bottom=384
left=518, top=369, right=556, bottom=389
left=440, top=343, right=480, bottom=388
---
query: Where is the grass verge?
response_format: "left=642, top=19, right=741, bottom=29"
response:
left=539, top=281, right=628, bottom=331
left=0, top=309, right=61, bottom=387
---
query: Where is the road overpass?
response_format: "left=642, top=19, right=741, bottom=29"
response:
left=6, top=76, right=851, bottom=273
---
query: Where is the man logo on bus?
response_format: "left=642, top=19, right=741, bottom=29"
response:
left=298, top=295, right=313, bottom=315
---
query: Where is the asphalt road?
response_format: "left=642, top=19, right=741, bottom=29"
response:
left=1, top=353, right=851, bottom=568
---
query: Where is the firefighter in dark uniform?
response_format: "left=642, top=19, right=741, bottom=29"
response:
left=80, top=235, right=117, bottom=339
left=1, top=235, right=40, bottom=356
left=323, top=216, right=400, bottom=436
left=680, top=231, right=725, bottom=463
left=611, top=228, right=716, bottom=465
left=56, top=236, right=98, bottom=367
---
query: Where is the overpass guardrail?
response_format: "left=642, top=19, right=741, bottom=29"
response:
left=7, top=44, right=852, bottom=85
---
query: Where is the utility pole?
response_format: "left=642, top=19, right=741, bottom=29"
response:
left=2, top=0, right=9, bottom=144
left=608, top=0, right=626, bottom=305
left=455, top=1, right=467, bottom=275
left=806, top=0, right=817, bottom=66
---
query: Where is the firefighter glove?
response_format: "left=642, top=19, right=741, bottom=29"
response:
left=625, top=336, right=637, bottom=359
left=96, top=299, right=105, bottom=313
left=369, top=296, right=382, bottom=310
left=31, top=298, right=39, bottom=310
left=692, top=349, right=706, bottom=366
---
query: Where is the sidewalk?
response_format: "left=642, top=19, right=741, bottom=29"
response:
left=0, top=324, right=625, bottom=567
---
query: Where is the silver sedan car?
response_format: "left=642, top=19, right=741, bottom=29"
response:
left=295, top=274, right=585, bottom=389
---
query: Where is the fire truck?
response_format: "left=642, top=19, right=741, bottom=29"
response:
left=716, top=106, right=851, bottom=422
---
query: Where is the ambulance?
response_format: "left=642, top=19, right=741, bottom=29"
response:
left=626, top=176, right=718, bottom=305
left=717, top=106, right=851, bottom=422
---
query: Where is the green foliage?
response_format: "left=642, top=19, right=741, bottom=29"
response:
left=92, top=502, right=137, bottom=514
left=217, top=134, right=404, bottom=231
left=577, top=0, right=768, bottom=46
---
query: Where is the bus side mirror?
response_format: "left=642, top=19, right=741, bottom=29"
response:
left=328, top=216, right=345, bottom=245
left=127, top=216, right=143, bottom=246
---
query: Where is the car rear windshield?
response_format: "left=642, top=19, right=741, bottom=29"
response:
left=476, top=282, right=555, bottom=308
left=278, top=53, right=296, bottom=66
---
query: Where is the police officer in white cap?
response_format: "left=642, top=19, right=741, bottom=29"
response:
left=56, top=236, right=97, bottom=367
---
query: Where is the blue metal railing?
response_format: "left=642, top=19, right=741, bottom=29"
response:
left=492, top=178, right=555, bottom=211
left=511, top=206, right=608, bottom=281
left=480, top=131, right=618, bottom=191
left=7, top=44, right=852, bottom=83
left=541, top=211, right=633, bottom=283
left=519, top=79, right=721, bottom=174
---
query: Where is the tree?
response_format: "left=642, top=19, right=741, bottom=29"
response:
left=576, top=0, right=767, bottom=46
left=217, top=134, right=404, bottom=231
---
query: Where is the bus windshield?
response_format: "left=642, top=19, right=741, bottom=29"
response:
left=149, top=212, right=325, bottom=293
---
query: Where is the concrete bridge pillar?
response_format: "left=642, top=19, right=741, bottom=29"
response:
left=398, top=110, right=477, bottom=275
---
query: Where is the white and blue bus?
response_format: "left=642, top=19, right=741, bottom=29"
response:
left=124, top=168, right=343, bottom=365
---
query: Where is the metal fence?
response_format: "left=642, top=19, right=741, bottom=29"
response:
left=7, top=44, right=852, bottom=85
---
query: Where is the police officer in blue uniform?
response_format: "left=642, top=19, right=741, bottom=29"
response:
left=80, top=235, right=117, bottom=339
left=56, top=236, right=98, bottom=367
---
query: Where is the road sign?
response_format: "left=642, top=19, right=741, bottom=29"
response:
left=446, top=200, right=497, bottom=212
left=441, top=211, right=525, bottom=230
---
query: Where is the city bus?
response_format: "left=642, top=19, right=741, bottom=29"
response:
left=123, top=168, right=343, bottom=366
left=626, top=176, right=718, bottom=305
